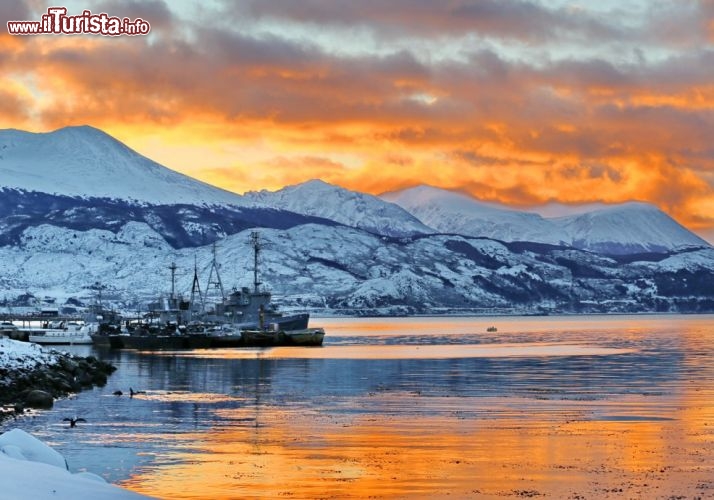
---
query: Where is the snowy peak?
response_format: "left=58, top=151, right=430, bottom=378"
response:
left=1, top=126, right=708, bottom=255
left=0, top=125, right=247, bottom=206
left=384, top=185, right=528, bottom=218
left=382, top=185, right=570, bottom=245
left=555, top=202, right=710, bottom=254
left=383, top=185, right=709, bottom=254
left=244, top=179, right=433, bottom=237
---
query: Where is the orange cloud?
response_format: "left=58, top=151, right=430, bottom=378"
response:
left=1, top=1, right=714, bottom=240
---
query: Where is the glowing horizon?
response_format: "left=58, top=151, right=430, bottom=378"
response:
left=2, top=1, right=714, bottom=242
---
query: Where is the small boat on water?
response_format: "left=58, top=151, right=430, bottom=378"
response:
left=241, top=328, right=325, bottom=347
left=240, top=328, right=286, bottom=347
left=28, top=321, right=93, bottom=345
left=283, top=328, right=325, bottom=346
left=240, top=327, right=325, bottom=347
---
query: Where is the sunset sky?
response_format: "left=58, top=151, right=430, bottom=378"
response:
left=2, top=1, right=714, bottom=240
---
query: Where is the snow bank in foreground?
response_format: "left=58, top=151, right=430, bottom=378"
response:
left=0, top=429, right=152, bottom=500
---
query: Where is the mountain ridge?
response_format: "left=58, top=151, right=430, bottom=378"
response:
left=244, top=179, right=433, bottom=237
left=1, top=125, right=708, bottom=253
left=0, top=125, right=247, bottom=207
left=383, top=185, right=709, bottom=255
left=4, top=221, right=714, bottom=316
left=2, top=125, right=714, bottom=315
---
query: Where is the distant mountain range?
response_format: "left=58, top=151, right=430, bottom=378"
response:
left=383, top=185, right=708, bottom=255
left=0, top=125, right=712, bottom=315
left=244, top=179, right=433, bottom=237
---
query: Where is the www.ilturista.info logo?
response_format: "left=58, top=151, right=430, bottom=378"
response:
left=7, top=6, right=151, bottom=36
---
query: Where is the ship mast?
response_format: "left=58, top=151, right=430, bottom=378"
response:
left=168, top=262, right=178, bottom=300
left=91, top=281, right=105, bottom=308
left=206, top=242, right=225, bottom=301
left=190, top=255, right=204, bottom=313
left=251, top=231, right=262, bottom=293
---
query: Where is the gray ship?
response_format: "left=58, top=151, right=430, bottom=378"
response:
left=106, top=231, right=311, bottom=349
left=196, top=231, right=309, bottom=332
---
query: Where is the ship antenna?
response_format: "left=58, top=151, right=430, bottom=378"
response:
left=206, top=241, right=226, bottom=300
left=169, top=262, right=178, bottom=300
left=251, top=231, right=262, bottom=293
left=190, top=255, right=204, bottom=312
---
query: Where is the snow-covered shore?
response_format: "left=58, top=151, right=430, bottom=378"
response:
left=0, top=336, right=60, bottom=370
left=1, top=337, right=116, bottom=416
left=0, top=428, right=152, bottom=499
left=0, top=338, right=150, bottom=498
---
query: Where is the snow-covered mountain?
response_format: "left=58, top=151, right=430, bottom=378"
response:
left=0, top=126, right=246, bottom=206
left=0, top=187, right=335, bottom=249
left=382, top=185, right=570, bottom=245
left=1, top=125, right=714, bottom=315
left=554, top=202, right=709, bottom=254
left=244, top=179, right=433, bottom=237
left=383, top=185, right=709, bottom=254
left=0, top=126, right=344, bottom=248
left=4, top=126, right=706, bottom=254
left=3, top=221, right=714, bottom=316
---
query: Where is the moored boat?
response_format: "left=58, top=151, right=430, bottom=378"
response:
left=238, top=327, right=325, bottom=347
left=81, top=300, right=124, bottom=347
left=204, top=324, right=245, bottom=348
left=284, top=328, right=325, bottom=346
left=0, top=321, right=18, bottom=337
left=199, top=234, right=310, bottom=331
left=103, top=232, right=324, bottom=350
left=240, top=328, right=287, bottom=347
left=28, top=321, right=93, bottom=345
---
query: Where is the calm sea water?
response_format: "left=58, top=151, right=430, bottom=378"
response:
left=3, top=315, right=714, bottom=499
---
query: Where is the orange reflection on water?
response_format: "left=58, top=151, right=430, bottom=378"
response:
left=122, top=391, right=244, bottom=404
left=153, top=343, right=635, bottom=360
left=119, top=392, right=714, bottom=499
left=314, top=315, right=702, bottom=337
left=117, top=315, right=714, bottom=498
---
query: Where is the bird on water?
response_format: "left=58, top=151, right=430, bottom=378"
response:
left=63, top=417, right=87, bottom=428
left=129, top=388, right=146, bottom=397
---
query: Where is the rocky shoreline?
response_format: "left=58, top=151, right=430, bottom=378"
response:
left=0, top=342, right=116, bottom=421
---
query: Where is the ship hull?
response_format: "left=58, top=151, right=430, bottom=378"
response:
left=28, top=335, right=93, bottom=345
left=107, top=333, right=212, bottom=350
left=270, top=313, right=310, bottom=331
left=97, top=313, right=313, bottom=350
left=240, top=329, right=286, bottom=347
left=284, top=328, right=325, bottom=346
left=208, top=334, right=245, bottom=348
left=29, top=329, right=93, bottom=345
left=91, top=334, right=112, bottom=347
